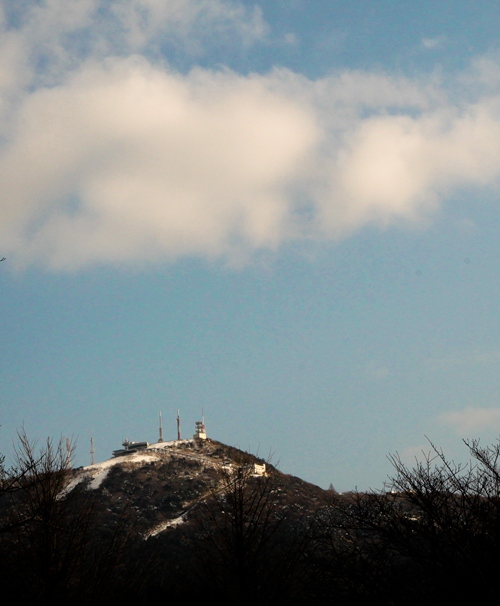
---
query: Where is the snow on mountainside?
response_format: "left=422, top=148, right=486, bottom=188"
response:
left=72, top=439, right=219, bottom=490
left=67, top=438, right=326, bottom=539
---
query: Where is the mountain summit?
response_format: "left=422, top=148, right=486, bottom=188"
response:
left=71, top=437, right=326, bottom=539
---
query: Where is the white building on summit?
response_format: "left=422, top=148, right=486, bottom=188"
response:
left=110, top=412, right=208, bottom=458
left=193, top=418, right=207, bottom=440
left=112, top=439, right=149, bottom=457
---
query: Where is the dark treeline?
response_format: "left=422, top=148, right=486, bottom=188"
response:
left=2, top=432, right=500, bottom=604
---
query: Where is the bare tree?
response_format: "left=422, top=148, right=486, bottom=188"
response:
left=0, top=429, right=138, bottom=604
left=311, top=438, right=500, bottom=604
left=190, top=454, right=307, bottom=606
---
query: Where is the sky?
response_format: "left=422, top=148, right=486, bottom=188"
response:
left=2, top=0, right=500, bottom=491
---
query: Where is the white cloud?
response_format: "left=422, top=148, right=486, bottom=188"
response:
left=106, top=0, right=268, bottom=54
left=0, top=59, right=320, bottom=269
left=2, top=0, right=267, bottom=87
left=422, top=36, right=445, bottom=50
left=438, top=407, right=500, bottom=434
left=2, top=2, right=500, bottom=270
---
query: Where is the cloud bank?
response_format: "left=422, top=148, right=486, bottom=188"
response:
left=439, top=407, right=500, bottom=434
left=2, top=1, right=500, bottom=270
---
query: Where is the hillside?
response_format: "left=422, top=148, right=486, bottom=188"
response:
left=70, top=437, right=327, bottom=538
left=1, top=434, right=331, bottom=604
left=6, top=433, right=500, bottom=604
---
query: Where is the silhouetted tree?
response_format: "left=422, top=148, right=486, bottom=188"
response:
left=190, top=454, right=308, bottom=606
left=310, top=438, right=500, bottom=605
left=0, top=430, right=140, bottom=604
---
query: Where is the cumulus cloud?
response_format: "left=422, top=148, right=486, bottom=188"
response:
left=1, top=0, right=267, bottom=87
left=438, top=407, right=500, bottom=434
left=0, top=59, right=319, bottom=268
left=2, top=1, right=500, bottom=270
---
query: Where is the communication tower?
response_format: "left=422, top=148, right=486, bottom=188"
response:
left=158, top=411, right=164, bottom=443
left=90, top=433, right=95, bottom=466
left=193, top=410, right=207, bottom=440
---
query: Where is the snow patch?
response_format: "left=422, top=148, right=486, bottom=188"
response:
left=88, top=466, right=110, bottom=489
left=67, top=452, right=162, bottom=491
left=148, top=440, right=194, bottom=450
left=145, top=514, right=186, bottom=539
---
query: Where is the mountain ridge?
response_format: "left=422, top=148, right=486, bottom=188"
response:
left=71, top=437, right=328, bottom=539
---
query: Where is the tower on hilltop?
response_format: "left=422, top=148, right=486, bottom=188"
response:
left=193, top=412, right=207, bottom=440
left=158, top=411, right=164, bottom=443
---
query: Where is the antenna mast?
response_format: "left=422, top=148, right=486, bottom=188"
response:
left=90, top=433, right=95, bottom=466
left=158, top=411, right=164, bottom=443
left=177, top=409, right=181, bottom=440
left=65, top=437, right=72, bottom=469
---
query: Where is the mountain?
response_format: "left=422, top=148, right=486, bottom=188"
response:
left=6, top=432, right=500, bottom=604
left=62, top=437, right=330, bottom=603
left=1, top=434, right=332, bottom=604
left=70, top=437, right=328, bottom=539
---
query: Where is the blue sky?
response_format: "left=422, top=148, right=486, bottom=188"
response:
left=2, top=1, right=500, bottom=490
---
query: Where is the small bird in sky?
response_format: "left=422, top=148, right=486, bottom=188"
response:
left=0, top=257, right=5, bottom=262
